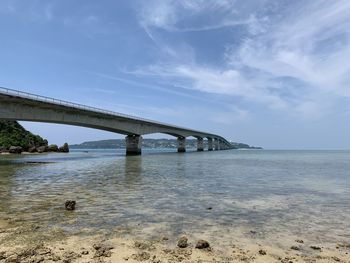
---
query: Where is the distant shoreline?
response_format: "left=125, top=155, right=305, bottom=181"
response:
left=70, top=138, right=262, bottom=150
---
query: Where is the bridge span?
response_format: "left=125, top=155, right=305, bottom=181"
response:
left=0, top=87, right=233, bottom=155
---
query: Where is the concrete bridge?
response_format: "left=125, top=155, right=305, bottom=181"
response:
left=0, top=87, right=233, bottom=155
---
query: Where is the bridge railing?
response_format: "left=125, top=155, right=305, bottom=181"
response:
left=0, top=87, right=224, bottom=140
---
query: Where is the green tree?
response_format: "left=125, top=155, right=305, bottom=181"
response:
left=0, top=121, right=48, bottom=150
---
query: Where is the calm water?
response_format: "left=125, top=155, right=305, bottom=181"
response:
left=0, top=149, right=350, bottom=246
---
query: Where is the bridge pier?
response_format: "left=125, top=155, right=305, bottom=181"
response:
left=219, top=140, right=225, bottom=150
left=214, top=138, right=219, bottom=151
left=207, top=138, right=213, bottom=151
left=125, top=134, right=142, bottom=156
left=221, top=142, right=227, bottom=150
left=197, top=137, right=204, bottom=151
left=177, top=137, right=186, bottom=153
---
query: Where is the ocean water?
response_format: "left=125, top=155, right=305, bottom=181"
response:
left=0, top=149, right=349, bottom=247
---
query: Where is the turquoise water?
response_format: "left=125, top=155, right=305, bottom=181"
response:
left=0, top=149, right=349, bottom=245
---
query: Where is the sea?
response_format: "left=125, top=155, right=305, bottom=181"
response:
left=0, top=149, right=349, bottom=248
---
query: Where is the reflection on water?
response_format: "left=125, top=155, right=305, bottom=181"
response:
left=0, top=150, right=350, bottom=246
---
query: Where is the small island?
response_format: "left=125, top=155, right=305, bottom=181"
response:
left=0, top=120, right=69, bottom=154
left=70, top=139, right=262, bottom=150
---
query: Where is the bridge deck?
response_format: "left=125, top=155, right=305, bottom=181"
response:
left=0, top=87, right=233, bottom=154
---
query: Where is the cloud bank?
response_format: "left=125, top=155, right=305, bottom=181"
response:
left=134, top=0, right=350, bottom=120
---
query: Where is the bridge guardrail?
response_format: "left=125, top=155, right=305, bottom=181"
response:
left=0, top=86, right=226, bottom=141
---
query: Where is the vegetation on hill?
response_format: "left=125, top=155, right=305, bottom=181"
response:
left=70, top=139, right=262, bottom=149
left=0, top=120, right=48, bottom=150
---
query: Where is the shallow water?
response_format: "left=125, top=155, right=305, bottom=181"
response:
left=0, top=149, right=350, bottom=247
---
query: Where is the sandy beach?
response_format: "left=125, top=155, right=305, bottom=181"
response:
left=1, top=219, right=349, bottom=263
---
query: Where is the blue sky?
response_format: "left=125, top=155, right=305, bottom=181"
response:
left=1, top=0, right=350, bottom=149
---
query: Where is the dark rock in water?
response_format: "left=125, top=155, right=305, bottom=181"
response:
left=48, top=144, right=59, bottom=152
left=28, top=146, right=37, bottom=153
left=177, top=236, right=188, bottom=248
left=37, top=146, right=48, bottom=153
left=295, top=239, right=304, bottom=243
left=9, top=146, right=22, bottom=154
left=310, top=245, right=321, bottom=250
left=195, top=240, right=210, bottom=249
left=206, top=207, right=212, bottom=210
left=291, top=246, right=300, bottom=251
left=58, top=143, right=69, bottom=153
left=259, top=249, right=267, bottom=255
left=65, top=200, right=76, bottom=211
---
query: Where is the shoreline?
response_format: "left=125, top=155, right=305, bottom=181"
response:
left=0, top=221, right=349, bottom=263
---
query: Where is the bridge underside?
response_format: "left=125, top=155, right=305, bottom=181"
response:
left=0, top=92, right=233, bottom=155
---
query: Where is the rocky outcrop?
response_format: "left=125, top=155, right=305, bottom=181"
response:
left=58, top=143, right=69, bottom=153
left=1, top=143, right=70, bottom=154
left=48, top=144, right=59, bottom=152
left=0, top=120, right=71, bottom=155
left=0, top=120, right=48, bottom=150
left=28, top=146, right=37, bottom=153
left=37, top=146, right=48, bottom=153
left=9, top=146, right=22, bottom=154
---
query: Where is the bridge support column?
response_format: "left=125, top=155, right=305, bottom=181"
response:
left=219, top=140, right=225, bottom=150
left=207, top=138, right=213, bottom=151
left=125, top=134, right=142, bottom=156
left=197, top=137, right=204, bottom=151
left=214, top=138, right=219, bottom=151
left=177, top=137, right=186, bottom=153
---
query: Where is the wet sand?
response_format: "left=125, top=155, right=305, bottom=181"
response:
left=0, top=222, right=349, bottom=263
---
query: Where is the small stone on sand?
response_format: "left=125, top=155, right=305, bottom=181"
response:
left=177, top=236, right=188, bottom=248
left=195, top=240, right=210, bottom=249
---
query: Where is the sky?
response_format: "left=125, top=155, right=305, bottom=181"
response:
left=1, top=0, right=350, bottom=149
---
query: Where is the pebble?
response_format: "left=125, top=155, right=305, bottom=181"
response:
left=259, top=249, right=267, bottom=255
left=195, top=240, right=210, bottom=249
left=177, top=236, right=188, bottom=248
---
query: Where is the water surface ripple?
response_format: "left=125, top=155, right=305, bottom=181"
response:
left=0, top=150, right=349, bottom=245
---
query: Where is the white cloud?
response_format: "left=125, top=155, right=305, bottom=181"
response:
left=134, top=0, right=350, bottom=120
left=137, top=0, right=261, bottom=32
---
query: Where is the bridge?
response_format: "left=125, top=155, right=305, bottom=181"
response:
left=0, top=87, right=234, bottom=155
